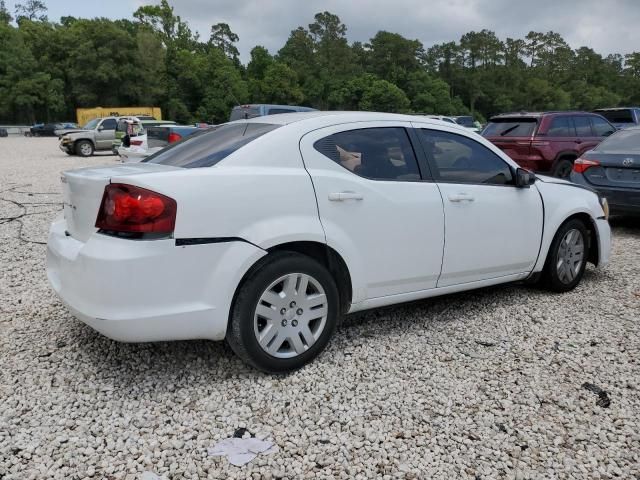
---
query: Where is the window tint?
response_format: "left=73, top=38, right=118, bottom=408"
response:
left=547, top=117, right=573, bottom=136
left=268, top=108, right=295, bottom=115
left=482, top=119, right=537, bottom=137
left=591, top=117, right=616, bottom=137
left=418, top=129, right=513, bottom=185
left=100, top=118, right=117, bottom=130
left=573, top=116, right=592, bottom=136
left=314, top=127, right=421, bottom=181
left=144, top=123, right=280, bottom=168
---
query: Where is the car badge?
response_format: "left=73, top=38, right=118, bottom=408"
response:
left=622, top=158, right=634, bottom=167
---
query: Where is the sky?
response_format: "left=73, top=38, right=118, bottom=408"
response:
left=7, top=0, right=640, bottom=63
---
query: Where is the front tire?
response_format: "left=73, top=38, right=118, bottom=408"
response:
left=541, top=219, right=589, bottom=292
left=75, top=140, right=94, bottom=157
left=227, top=252, right=340, bottom=373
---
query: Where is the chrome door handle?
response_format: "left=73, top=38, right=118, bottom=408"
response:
left=328, top=191, right=364, bottom=202
left=448, top=193, right=475, bottom=203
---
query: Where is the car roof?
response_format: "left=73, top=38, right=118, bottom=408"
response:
left=490, top=111, right=601, bottom=119
left=236, top=111, right=470, bottom=131
left=593, top=107, right=640, bottom=111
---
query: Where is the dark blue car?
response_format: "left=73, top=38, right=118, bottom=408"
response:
left=571, top=126, right=640, bottom=216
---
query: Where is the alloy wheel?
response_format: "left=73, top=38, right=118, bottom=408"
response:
left=253, top=273, right=328, bottom=359
left=556, top=228, right=585, bottom=284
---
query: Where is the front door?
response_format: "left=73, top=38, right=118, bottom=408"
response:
left=95, top=118, right=117, bottom=149
left=413, top=124, right=543, bottom=287
left=300, top=122, right=445, bottom=302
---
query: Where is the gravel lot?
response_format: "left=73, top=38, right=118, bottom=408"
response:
left=0, top=136, right=639, bottom=479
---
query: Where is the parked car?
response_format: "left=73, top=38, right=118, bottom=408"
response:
left=592, top=107, right=640, bottom=130
left=424, top=115, right=459, bottom=124
left=53, top=123, right=80, bottom=137
left=571, top=126, right=640, bottom=216
left=229, top=104, right=316, bottom=121
left=59, top=117, right=122, bottom=157
left=112, top=117, right=176, bottom=154
left=0, top=128, right=8, bottom=138
left=453, top=116, right=482, bottom=133
left=30, top=123, right=63, bottom=137
left=118, top=125, right=204, bottom=162
left=47, top=111, right=611, bottom=373
left=482, top=112, right=616, bottom=177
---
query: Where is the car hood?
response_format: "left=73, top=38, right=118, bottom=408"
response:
left=535, top=174, right=597, bottom=194
left=62, top=130, right=93, bottom=139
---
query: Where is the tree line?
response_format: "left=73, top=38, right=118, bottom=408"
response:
left=1, top=0, right=639, bottom=125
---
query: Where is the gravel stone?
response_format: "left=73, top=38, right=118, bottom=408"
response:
left=0, top=137, right=639, bottom=479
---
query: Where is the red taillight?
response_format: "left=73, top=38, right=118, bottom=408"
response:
left=168, top=132, right=182, bottom=143
left=130, top=139, right=143, bottom=146
left=573, top=158, right=600, bottom=174
left=95, top=183, right=176, bottom=234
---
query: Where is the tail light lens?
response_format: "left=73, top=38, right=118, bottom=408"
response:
left=95, top=183, right=176, bottom=234
left=130, top=139, right=143, bottom=146
left=573, top=158, right=600, bottom=174
left=168, top=132, right=182, bottom=143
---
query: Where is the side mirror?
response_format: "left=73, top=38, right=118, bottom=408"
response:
left=97, top=125, right=104, bottom=131
left=515, top=168, right=536, bottom=188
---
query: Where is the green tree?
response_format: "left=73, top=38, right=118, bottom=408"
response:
left=0, top=0, right=12, bottom=24
left=359, top=79, right=410, bottom=112
left=208, top=22, right=240, bottom=63
left=14, top=0, right=47, bottom=22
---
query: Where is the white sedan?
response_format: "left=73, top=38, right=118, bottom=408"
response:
left=47, top=112, right=611, bottom=373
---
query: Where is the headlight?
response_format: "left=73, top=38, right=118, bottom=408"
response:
left=599, top=196, right=609, bottom=220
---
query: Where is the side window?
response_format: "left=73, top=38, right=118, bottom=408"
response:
left=591, top=117, right=616, bottom=137
left=268, top=108, right=295, bottom=115
left=100, top=118, right=117, bottom=130
left=573, top=116, right=593, bottom=136
left=418, top=129, right=513, bottom=185
left=547, top=117, right=573, bottom=136
left=314, top=127, right=421, bottom=181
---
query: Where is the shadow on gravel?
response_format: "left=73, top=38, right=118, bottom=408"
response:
left=609, top=216, right=640, bottom=233
left=62, top=253, right=614, bottom=387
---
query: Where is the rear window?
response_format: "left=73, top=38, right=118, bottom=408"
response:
left=482, top=118, right=537, bottom=137
left=229, top=107, right=261, bottom=121
left=143, top=123, right=279, bottom=168
left=594, top=109, right=634, bottom=124
left=594, top=128, right=640, bottom=152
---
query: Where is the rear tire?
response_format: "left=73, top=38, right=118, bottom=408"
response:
left=75, top=140, right=94, bottom=157
left=227, top=252, right=340, bottom=373
left=552, top=158, right=574, bottom=178
left=541, top=219, right=589, bottom=292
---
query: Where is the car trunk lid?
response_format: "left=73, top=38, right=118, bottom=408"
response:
left=581, top=152, right=640, bottom=188
left=61, top=163, right=181, bottom=242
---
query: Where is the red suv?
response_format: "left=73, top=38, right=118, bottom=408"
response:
left=482, top=112, right=616, bottom=177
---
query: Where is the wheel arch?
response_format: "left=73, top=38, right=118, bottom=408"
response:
left=229, top=241, right=354, bottom=328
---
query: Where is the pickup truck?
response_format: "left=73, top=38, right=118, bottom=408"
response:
left=59, top=117, right=124, bottom=157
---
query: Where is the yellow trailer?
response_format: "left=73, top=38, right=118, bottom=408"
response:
left=76, top=107, right=162, bottom=127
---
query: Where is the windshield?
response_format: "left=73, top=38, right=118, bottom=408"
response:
left=482, top=119, right=537, bottom=137
left=595, top=110, right=633, bottom=124
left=594, top=128, right=640, bottom=152
left=143, top=123, right=280, bottom=168
left=82, top=118, right=100, bottom=130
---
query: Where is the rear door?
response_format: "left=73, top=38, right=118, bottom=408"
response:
left=588, top=116, right=616, bottom=149
left=414, top=124, right=542, bottom=287
left=300, top=122, right=445, bottom=302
